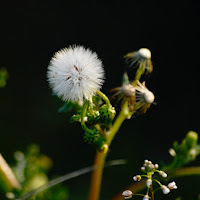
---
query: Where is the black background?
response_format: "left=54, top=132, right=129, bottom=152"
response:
left=1, top=0, right=200, bottom=199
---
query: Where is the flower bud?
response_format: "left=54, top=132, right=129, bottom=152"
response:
left=146, top=179, right=152, bottom=187
left=122, top=190, right=132, bottom=199
left=133, top=175, right=141, bottom=181
left=161, top=185, right=170, bottom=194
left=168, top=181, right=178, bottom=190
left=143, top=195, right=149, bottom=200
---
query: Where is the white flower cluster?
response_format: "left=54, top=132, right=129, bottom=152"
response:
left=126, top=159, right=178, bottom=199
left=47, top=45, right=105, bottom=102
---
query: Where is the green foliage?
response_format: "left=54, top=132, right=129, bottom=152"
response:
left=99, top=104, right=116, bottom=128
left=0, top=68, right=9, bottom=88
left=0, top=144, right=69, bottom=200
left=84, top=128, right=104, bottom=150
left=163, top=131, right=200, bottom=171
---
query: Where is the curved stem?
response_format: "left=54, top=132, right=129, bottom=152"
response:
left=96, top=90, right=111, bottom=106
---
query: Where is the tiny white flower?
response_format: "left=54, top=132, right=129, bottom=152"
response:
left=47, top=45, right=104, bottom=102
left=146, top=179, right=152, bottom=187
left=122, top=190, right=132, bottom=199
left=143, top=195, right=149, bottom=200
left=168, top=181, right=178, bottom=190
left=159, top=171, right=167, bottom=178
left=169, top=148, right=176, bottom=157
left=141, top=166, right=145, bottom=172
left=133, top=175, right=141, bottom=181
left=124, top=48, right=153, bottom=73
left=154, top=164, right=159, bottom=169
left=161, top=185, right=170, bottom=194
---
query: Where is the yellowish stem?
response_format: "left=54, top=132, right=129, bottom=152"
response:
left=88, top=150, right=107, bottom=200
left=89, top=101, right=129, bottom=200
left=0, top=154, right=21, bottom=190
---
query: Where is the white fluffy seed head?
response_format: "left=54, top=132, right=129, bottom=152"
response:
left=138, top=48, right=151, bottom=59
left=47, top=45, right=104, bottom=102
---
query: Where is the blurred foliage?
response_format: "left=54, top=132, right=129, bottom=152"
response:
left=162, top=131, right=200, bottom=171
left=0, top=68, right=9, bottom=88
left=0, top=144, right=69, bottom=200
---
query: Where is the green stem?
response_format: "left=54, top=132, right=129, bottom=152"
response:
left=81, top=100, right=89, bottom=131
left=106, top=101, right=129, bottom=146
left=96, top=90, right=111, bottom=106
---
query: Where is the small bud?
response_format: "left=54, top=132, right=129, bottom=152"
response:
left=159, top=171, right=167, bottom=178
left=154, top=164, right=159, bottom=169
left=122, top=190, right=132, bottom=199
left=161, top=185, right=170, bottom=194
left=141, top=166, right=145, bottom=172
left=168, top=181, right=178, bottom=190
left=143, top=195, right=149, bottom=200
left=144, top=160, right=149, bottom=164
left=133, top=175, right=141, bottom=181
left=169, top=148, right=176, bottom=157
left=146, top=179, right=152, bottom=187
left=185, top=131, right=198, bottom=149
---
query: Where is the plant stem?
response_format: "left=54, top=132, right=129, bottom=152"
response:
left=89, top=101, right=129, bottom=200
left=96, top=90, right=111, bottom=106
left=106, top=101, right=129, bottom=146
left=0, top=154, right=21, bottom=190
left=88, top=150, right=107, bottom=200
left=149, top=184, right=154, bottom=200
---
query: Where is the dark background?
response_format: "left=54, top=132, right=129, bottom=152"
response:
left=1, top=0, right=200, bottom=199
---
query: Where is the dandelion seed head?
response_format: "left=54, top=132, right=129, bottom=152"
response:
left=138, top=48, right=151, bottom=59
left=47, top=45, right=104, bottom=102
left=135, top=81, right=155, bottom=113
